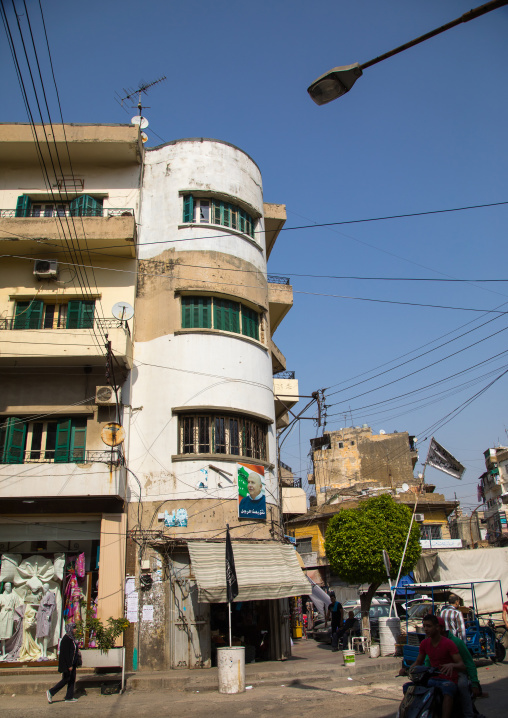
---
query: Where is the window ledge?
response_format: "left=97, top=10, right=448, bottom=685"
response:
left=174, top=327, right=267, bottom=351
left=178, top=223, right=263, bottom=252
left=172, top=453, right=274, bottom=470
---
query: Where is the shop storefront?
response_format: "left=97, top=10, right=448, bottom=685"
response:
left=0, top=512, right=126, bottom=665
left=162, top=541, right=310, bottom=669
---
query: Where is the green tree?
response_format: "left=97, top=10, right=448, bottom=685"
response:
left=324, top=494, right=421, bottom=634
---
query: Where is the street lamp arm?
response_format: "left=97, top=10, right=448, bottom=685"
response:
left=361, top=0, right=508, bottom=71
left=308, top=0, right=508, bottom=105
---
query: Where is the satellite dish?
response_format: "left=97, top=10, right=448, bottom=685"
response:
left=112, top=301, right=134, bottom=321
left=131, top=115, right=149, bottom=129
left=140, top=132, right=148, bottom=143
left=402, top=483, right=409, bottom=493
left=101, top=422, right=125, bottom=447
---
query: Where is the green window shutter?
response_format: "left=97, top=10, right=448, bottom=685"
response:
left=80, top=301, right=95, bottom=329
left=182, top=297, right=211, bottom=328
left=183, top=195, right=194, bottom=223
left=70, top=420, right=87, bottom=462
left=66, top=301, right=95, bottom=329
left=239, top=210, right=246, bottom=234
left=66, top=301, right=81, bottom=329
left=212, top=200, right=221, bottom=225
left=241, top=306, right=259, bottom=340
left=54, top=419, right=71, bottom=463
left=3, top=417, right=27, bottom=464
left=214, top=299, right=239, bottom=333
left=222, top=203, right=230, bottom=228
left=14, top=300, right=43, bottom=330
left=14, top=302, right=30, bottom=330
left=182, top=297, right=192, bottom=328
left=69, top=195, right=103, bottom=217
left=15, top=194, right=32, bottom=217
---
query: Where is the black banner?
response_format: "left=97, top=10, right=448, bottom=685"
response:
left=225, top=525, right=238, bottom=603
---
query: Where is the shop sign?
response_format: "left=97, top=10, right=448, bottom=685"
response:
left=419, top=539, right=463, bottom=549
left=237, top=462, right=266, bottom=520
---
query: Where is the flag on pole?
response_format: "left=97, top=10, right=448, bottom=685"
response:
left=426, top=437, right=465, bottom=480
left=225, top=525, right=238, bottom=603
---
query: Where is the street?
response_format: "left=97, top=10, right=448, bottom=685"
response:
left=2, top=661, right=506, bottom=718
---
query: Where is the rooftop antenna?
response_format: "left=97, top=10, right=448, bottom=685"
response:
left=114, top=75, right=167, bottom=141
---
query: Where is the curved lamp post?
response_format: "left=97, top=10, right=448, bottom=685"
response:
left=308, top=0, right=508, bottom=105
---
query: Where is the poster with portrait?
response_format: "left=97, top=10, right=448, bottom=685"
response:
left=237, top=463, right=266, bottom=520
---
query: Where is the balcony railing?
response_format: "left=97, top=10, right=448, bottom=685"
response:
left=267, top=275, right=290, bottom=285
left=2, top=449, right=122, bottom=466
left=0, top=317, right=130, bottom=334
left=0, top=208, right=134, bottom=218
left=274, top=370, right=295, bottom=380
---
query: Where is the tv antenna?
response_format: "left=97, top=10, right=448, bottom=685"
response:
left=115, top=75, right=167, bottom=118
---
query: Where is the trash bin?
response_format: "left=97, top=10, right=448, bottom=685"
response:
left=217, top=646, right=245, bottom=694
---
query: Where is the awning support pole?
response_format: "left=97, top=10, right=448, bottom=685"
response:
left=228, top=601, right=232, bottom=647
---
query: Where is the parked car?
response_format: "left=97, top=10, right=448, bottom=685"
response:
left=311, top=601, right=392, bottom=643
left=403, top=601, right=440, bottom=633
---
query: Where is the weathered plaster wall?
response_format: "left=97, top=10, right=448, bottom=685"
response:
left=313, top=427, right=417, bottom=505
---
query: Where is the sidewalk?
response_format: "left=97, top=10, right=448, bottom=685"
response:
left=0, top=639, right=402, bottom=696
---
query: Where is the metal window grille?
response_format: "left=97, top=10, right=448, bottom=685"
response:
left=420, top=524, right=442, bottom=540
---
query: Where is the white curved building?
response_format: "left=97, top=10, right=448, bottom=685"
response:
left=128, top=138, right=303, bottom=669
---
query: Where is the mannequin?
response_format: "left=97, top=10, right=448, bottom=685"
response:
left=0, top=582, right=21, bottom=659
left=36, top=583, right=56, bottom=659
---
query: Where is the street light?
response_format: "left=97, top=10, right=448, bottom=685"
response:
left=308, top=0, right=508, bottom=105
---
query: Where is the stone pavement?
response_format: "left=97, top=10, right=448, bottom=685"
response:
left=0, top=639, right=401, bottom=695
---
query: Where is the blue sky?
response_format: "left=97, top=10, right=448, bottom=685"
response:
left=2, top=1, right=508, bottom=511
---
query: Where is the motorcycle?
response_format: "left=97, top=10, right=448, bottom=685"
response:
left=396, top=666, right=484, bottom=718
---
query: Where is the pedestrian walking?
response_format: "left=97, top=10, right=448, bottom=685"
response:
left=324, top=591, right=343, bottom=652
left=439, top=593, right=466, bottom=642
left=46, top=622, right=82, bottom=703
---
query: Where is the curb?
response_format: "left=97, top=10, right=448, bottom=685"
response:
left=0, top=657, right=402, bottom=695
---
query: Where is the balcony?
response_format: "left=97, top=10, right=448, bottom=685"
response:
left=268, top=276, right=293, bottom=334
left=263, top=203, right=286, bottom=259
left=0, top=320, right=132, bottom=368
left=0, top=451, right=126, bottom=500
left=0, top=124, right=143, bottom=167
left=274, top=376, right=299, bottom=429
left=0, top=210, right=137, bottom=257
left=270, top=338, right=286, bottom=374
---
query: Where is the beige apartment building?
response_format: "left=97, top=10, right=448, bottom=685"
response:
left=0, top=123, right=141, bottom=664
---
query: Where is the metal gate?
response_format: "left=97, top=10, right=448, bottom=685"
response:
left=269, top=597, right=291, bottom=660
left=168, top=551, right=211, bottom=669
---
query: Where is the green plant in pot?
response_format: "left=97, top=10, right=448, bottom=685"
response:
left=75, top=609, right=130, bottom=654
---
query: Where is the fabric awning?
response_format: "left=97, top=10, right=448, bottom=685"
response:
left=187, top=541, right=311, bottom=603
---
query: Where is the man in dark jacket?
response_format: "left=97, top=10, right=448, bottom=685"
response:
left=46, top=622, right=81, bottom=703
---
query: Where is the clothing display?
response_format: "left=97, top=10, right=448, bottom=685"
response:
left=63, top=570, right=82, bottom=623
left=0, top=588, right=22, bottom=640
left=3, top=604, right=25, bottom=661
left=36, top=590, right=57, bottom=639
left=0, top=549, right=97, bottom=663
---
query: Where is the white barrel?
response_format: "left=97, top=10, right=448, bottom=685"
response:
left=217, top=647, right=245, bottom=694
left=378, top=617, right=401, bottom=656
left=370, top=643, right=380, bottom=658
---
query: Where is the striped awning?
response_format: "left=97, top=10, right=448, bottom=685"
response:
left=187, top=541, right=311, bottom=603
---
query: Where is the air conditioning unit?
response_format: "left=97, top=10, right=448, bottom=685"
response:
left=414, top=513, right=425, bottom=523
left=95, top=386, right=118, bottom=405
left=33, top=259, right=58, bottom=279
